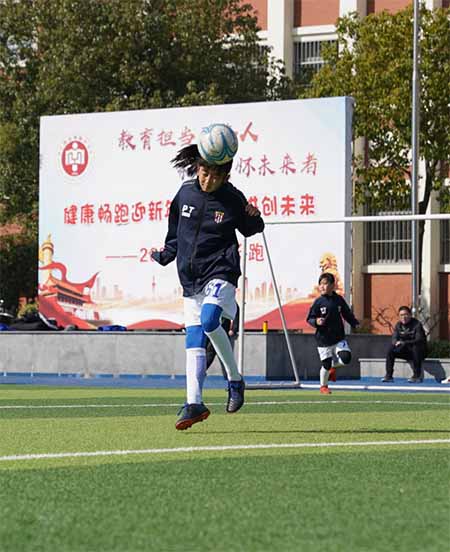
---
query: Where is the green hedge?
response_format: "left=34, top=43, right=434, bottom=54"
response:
left=427, top=340, right=450, bottom=358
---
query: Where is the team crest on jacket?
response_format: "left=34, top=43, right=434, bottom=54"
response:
left=214, top=211, right=224, bottom=223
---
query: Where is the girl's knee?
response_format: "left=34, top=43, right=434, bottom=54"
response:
left=200, top=304, right=222, bottom=333
left=338, top=350, right=351, bottom=364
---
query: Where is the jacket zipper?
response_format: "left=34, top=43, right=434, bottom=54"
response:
left=189, top=197, right=207, bottom=277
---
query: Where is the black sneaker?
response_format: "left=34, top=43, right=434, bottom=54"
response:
left=226, top=379, right=245, bottom=413
left=381, top=375, right=394, bottom=382
left=407, top=376, right=423, bottom=383
left=175, top=403, right=210, bottom=430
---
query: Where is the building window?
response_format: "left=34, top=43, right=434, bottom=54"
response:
left=293, top=39, right=336, bottom=84
left=364, top=202, right=412, bottom=264
left=441, top=219, right=450, bottom=264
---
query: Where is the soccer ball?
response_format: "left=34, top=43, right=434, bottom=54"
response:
left=198, top=123, right=238, bottom=165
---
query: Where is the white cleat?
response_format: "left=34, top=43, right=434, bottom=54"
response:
left=441, top=376, right=450, bottom=384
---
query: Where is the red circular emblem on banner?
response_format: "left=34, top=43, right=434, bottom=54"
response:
left=61, top=140, right=89, bottom=176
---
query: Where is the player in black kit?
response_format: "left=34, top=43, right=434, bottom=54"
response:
left=307, top=272, right=359, bottom=394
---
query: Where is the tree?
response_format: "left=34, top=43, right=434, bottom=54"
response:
left=305, top=6, right=450, bottom=292
left=0, top=0, right=290, bottom=310
left=0, top=233, right=37, bottom=311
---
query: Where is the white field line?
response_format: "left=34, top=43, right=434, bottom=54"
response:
left=1, top=439, right=449, bottom=463
left=0, top=399, right=448, bottom=410
left=299, top=383, right=450, bottom=392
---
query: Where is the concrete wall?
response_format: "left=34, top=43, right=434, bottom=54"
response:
left=360, top=358, right=449, bottom=381
left=266, top=333, right=391, bottom=380
left=0, top=332, right=392, bottom=380
left=0, top=332, right=267, bottom=379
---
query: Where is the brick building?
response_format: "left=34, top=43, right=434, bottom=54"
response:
left=248, top=0, right=450, bottom=338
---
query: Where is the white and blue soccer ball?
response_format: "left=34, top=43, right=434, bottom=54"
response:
left=198, top=123, right=238, bottom=165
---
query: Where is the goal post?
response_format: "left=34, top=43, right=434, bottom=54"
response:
left=238, top=212, right=450, bottom=389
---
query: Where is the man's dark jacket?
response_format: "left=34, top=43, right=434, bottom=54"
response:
left=391, top=317, right=427, bottom=357
left=152, top=178, right=264, bottom=296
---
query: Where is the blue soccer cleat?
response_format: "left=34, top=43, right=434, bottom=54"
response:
left=226, top=379, right=245, bottom=413
left=175, top=403, right=210, bottom=430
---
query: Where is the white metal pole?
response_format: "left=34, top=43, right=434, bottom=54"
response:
left=262, top=231, right=301, bottom=383
left=411, top=0, right=421, bottom=316
left=237, top=237, right=247, bottom=376
left=265, top=213, right=450, bottom=225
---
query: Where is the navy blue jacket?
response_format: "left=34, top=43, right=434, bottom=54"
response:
left=152, top=178, right=264, bottom=297
left=306, top=292, right=359, bottom=346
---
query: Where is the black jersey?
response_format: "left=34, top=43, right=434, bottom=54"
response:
left=306, top=292, right=359, bottom=347
left=152, top=178, right=264, bottom=297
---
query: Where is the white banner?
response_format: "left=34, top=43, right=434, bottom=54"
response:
left=38, top=97, right=352, bottom=330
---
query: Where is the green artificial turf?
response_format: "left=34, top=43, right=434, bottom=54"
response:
left=0, top=386, right=449, bottom=552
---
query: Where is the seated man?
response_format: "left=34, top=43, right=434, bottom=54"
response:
left=382, top=306, right=427, bottom=383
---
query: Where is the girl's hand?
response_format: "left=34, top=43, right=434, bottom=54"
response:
left=245, top=204, right=261, bottom=217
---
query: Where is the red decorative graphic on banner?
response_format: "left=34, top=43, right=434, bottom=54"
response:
left=61, top=140, right=89, bottom=176
left=179, top=126, right=196, bottom=146
left=131, top=202, right=146, bottom=223
left=64, top=205, right=78, bottom=224
left=38, top=235, right=101, bottom=329
left=148, top=201, right=163, bottom=221
left=258, top=155, right=275, bottom=176
left=301, top=152, right=318, bottom=175
left=63, top=193, right=321, bottom=225
left=140, top=128, right=153, bottom=151
left=236, top=157, right=256, bottom=178
left=118, top=130, right=136, bottom=150
left=157, top=130, right=176, bottom=147
left=114, top=203, right=129, bottom=225
left=80, top=204, right=95, bottom=224
left=239, top=121, right=258, bottom=143
left=280, top=154, right=296, bottom=175
left=281, top=195, right=296, bottom=216
left=261, top=196, right=278, bottom=216
left=164, top=200, right=172, bottom=218
left=248, top=242, right=264, bottom=262
left=299, top=194, right=315, bottom=215
left=98, top=204, right=112, bottom=223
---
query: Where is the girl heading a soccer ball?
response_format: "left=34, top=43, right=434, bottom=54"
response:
left=152, top=123, right=264, bottom=430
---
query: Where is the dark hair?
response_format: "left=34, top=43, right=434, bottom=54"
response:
left=398, top=305, right=412, bottom=314
left=171, top=144, right=232, bottom=177
left=318, top=272, right=335, bottom=285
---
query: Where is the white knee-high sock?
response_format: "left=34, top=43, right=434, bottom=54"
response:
left=205, top=325, right=241, bottom=381
left=320, top=367, right=329, bottom=386
left=186, top=348, right=206, bottom=404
